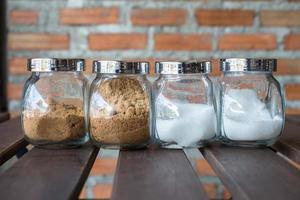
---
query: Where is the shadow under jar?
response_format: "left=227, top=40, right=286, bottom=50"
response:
left=89, top=61, right=151, bottom=149
left=22, top=58, right=88, bottom=148
left=219, top=58, right=285, bottom=147
left=153, top=61, right=217, bottom=149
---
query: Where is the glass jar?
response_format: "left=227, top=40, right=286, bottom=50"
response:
left=219, top=58, right=285, bottom=147
left=22, top=58, right=88, bottom=148
left=153, top=61, right=217, bottom=148
left=89, top=60, right=151, bottom=149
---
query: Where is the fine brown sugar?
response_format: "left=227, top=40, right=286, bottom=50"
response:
left=90, top=77, right=150, bottom=146
left=23, top=100, right=85, bottom=142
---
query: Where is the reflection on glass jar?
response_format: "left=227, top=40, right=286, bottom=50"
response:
left=21, top=58, right=88, bottom=148
left=153, top=61, right=217, bottom=149
left=219, top=58, right=285, bottom=147
left=89, top=61, right=151, bottom=149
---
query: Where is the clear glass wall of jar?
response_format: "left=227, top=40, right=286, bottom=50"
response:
left=21, top=58, right=88, bottom=148
left=89, top=61, right=151, bottom=149
left=219, top=58, right=285, bottom=147
left=153, top=61, right=217, bottom=148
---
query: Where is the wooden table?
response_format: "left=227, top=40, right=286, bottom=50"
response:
left=0, top=112, right=9, bottom=123
left=0, top=116, right=299, bottom=200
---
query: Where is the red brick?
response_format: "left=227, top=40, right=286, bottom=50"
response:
left=286, top=108, right=300, bottom=115
left=155, top=33, right=212, bottom=51
left=196, top=159, right=217, bottom=176
left=284, top=34, right=300, bottom=50
left=93, top=184, right=112, bottom=199
left=169, top=83, right=198, bottom=93
left=223, top=189, right=232, bottom=200
left=79, top=187, right=86, bottom=199
left=276, top=59, right=300, bottom=75
left=8, top=33, right=69, bottom=50
left=90, top=158, right=117, bottom=175
left=203, top=183, right=217, bottom=200
left=84, top=59, right=93, bottom=73
left=88, top=33, right=147, bottom=50
left=10, top=10, right=39, bottom=25
left=131, top=8, right=186, bottom=26
left=9, top=58, right=28, bottom=74
left=211, top=58, right=220, bottom=76
left=219, top=34, right=277, bottom=50
left=60, top=7, right=119, bottom=25
left=187, top=95, right=202, bottom=103
left=196, top=9, right=254, bottom=26
left=260, top=10, right=300, bottom=27
left=7, top=83, right=23, bottom=100
left=285, top=84, right=300, bottom=100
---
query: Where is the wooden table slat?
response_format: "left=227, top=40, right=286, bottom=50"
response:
left=111, top=149, right=209, bottom=200
left=0, top=112, right=9, bottom=123
left=202, top=147, right=300, bottom=200
left=285, top=115, right=300, bottom=124
left=0, top=117, right=27, bottom=165
left=273, top=122, right=300, bottom=164
left=0, top=147, right=99, bottom=200
left=272, top=116, right=300, bottom=164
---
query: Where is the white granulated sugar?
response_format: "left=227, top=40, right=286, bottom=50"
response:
left=156, top=97, right=216, bottom=147
left=223, top=89, right=283, bottom=141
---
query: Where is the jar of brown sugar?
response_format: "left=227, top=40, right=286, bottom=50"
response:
left=21, top=58, right=88, bottom=148
left=89, top=60, right=151, bottom=149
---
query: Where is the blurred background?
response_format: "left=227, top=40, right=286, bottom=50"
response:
left=1, top=0, right=300, bottom=199
left=3, top=0, right=300, bottom=116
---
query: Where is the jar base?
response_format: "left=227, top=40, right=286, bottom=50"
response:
left=25, top=134, right=89, bottom=149
left=93, top=142, right=149, bottom=150
left=220, top=137, right=278, bottom=148
left=158, top=140, right=210, bottom=149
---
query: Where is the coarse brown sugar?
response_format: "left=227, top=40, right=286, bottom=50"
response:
left=23, top=99, right=85, bottom=142
left=90, top=115, right=149, bottom=144
left=90, top=76, right=150, bottom=146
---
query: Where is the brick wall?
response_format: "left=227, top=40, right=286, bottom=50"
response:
left=6, top=0, right=300, bottom=116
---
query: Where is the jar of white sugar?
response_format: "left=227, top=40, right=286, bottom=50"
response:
left=89, top=61, right=151, bottom=149
left=219, top=58, right=285, bottom=147
left=153, top=61, right=217, bottom=148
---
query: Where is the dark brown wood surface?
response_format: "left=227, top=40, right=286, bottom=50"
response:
left=0, top=147, right=99, bottom=200
left=285, top=115, right=300, bottom=124
left=111, top=149, right=209, bottom=200
left=0, top=112, right=9, bottom=123
left=273, top=118, right=300, bottom=163
left=0, top=117, right=27, bottom=165
left=202, top=146, right=300, bottom=200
